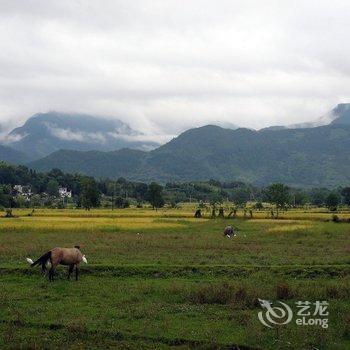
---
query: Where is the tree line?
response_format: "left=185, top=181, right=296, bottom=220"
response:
left=0, top=162, right=350, bottom=210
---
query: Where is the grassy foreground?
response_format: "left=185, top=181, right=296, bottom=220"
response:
left=0, top=208, right=349, bottom=349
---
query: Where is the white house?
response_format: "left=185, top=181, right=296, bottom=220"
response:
left=13, top=185, right=32, bottom=201
left=58, top=187, right=72, bottom=198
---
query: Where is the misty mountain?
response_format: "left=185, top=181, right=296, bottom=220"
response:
left=331, top=103, right=350, bottom=125
left=2, top=112, right=159, bottom=160
left=28, top=105, right=350, bottom=187
left=261, top=104, right=346, bottom=131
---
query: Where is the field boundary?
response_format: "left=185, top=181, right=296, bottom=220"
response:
left=1, top=264, right=349, bottom=279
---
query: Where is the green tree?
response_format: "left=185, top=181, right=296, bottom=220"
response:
left=253, top=201, right=264, bottom=210
left=30, top=194, right=42, bottom=207
left=231, top=187, right=250, bottom=207
left=325, top=192, right=341, bottom=211
left=80, top=178, right=100, bottom=210
left=341, top=187, right=350, bottom=206
left=264, top=183, right=290, bottom=217
left=292, top=191, right=309, bottom=207
left=47, top=179, right=59, bottom=197
left=0, top=185, right=11, bottom=208
left=308, top=188, right=329, bottom=207
left=208, top=192, right=222, bottom=206
left=146, top=182, right=164, bottom=210
left=115, top=196, right=130, bottom=208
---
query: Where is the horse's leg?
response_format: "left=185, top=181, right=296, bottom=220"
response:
left=68, top=264, right=74, bottom=280
left=49, top=259, right=58, bottom=282
left=49, top=266, right=55, bottom=282
left=75, top=264, right=79, bottom=281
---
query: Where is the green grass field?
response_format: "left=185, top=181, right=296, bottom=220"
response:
left=0, top=208, right=349, bottom=349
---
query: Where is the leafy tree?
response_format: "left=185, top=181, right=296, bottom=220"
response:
left=80, top=178, right=100, bottom=210
left=0, top=185, right=11, bottom=208
left=15, top=195, right=28, bottom=208
left=308, top=188, right=329, bottom=206
left=134, top=183, right=148, bottom=201
left=169, top=199, right=180, bottom=208
left=146, top=182, right=164, bottom=210
left=325, top=192, right=341, bottom=211
left=264, top=183, right=290, bottom=217
left=291, top=191, right=309, bottom=207
left=115, top=196, right=130, bottom=208
left=208, top=192, right=222, bottom=206
left=30, top=194, right=42, bottom=207
left=47, top=179, right=59, bottom=197
left=341, top=187, right=350, bottom=206
left=231, top=187, right=250, bottom=207
left=253, top=201, right=264, bottom=210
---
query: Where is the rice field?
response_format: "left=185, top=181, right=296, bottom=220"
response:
left=0, top=207, right=349, bottom=349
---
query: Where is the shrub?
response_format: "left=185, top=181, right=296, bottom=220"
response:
left=326, top=285, right=340, bottom=299
left=187, top=284, right=255, bottom=307
left=5, top=209, right=14, bottom=218
left=188, top=283, right=234, bottom=304
left=194, top=209, right=202, bottom=218
left=332, top=214, right=340, bottom=223
left=276, top=283, right=293, bottom=300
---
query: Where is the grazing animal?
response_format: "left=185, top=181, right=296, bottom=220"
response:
left=223, top=225, right=236, bottom=238
left=27, top=246, right=87, bottom=281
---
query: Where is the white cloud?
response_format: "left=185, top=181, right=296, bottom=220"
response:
left=0, top=0, right=350, bottom=136
left=0, top=132, right=27, bottom=143
left=112, top=132, right=175, bottom=145
left=47, top=125, right=107, bottom=143
left=46, top=123, right=169, bottom=145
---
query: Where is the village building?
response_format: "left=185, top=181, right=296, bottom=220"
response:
left=13, top=185, right=33, bottom=201
left=58, top=187, right=72, bottom=198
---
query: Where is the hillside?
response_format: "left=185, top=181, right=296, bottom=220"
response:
left=2, top=112, right=158, bottom=160
left=29, top=148, right=147, bottom=178
left=145, top=123, right=350, bottom=186
left=29, top=122, right=350, bottom=187
left=0, top=145, right=30, bottom=165
left=331, top=103, right=350, bottom=125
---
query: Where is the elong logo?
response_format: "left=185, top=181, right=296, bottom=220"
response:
left=258, top=299, right=329, bottom=329
left=258, top=299, right=293, bottom=328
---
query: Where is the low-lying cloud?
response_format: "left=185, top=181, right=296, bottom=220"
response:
left=47, top=123, right=169, bottom=145
left=47, top=125, right=107, bottom=144
left=0, top=132, right=26, bottom=143
left=1, top=1, right=350, bottom=136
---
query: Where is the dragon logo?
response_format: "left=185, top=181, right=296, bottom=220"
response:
left=258, top=299, right=293, bottom=328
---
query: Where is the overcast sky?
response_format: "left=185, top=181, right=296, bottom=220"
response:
left=1, top=0, right=350, bottom=137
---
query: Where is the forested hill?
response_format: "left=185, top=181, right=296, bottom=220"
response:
left=28, top=149, right=147, bottom=179
left=28, top=122, right=350, bottom=187
left=0, top=145, right=30, bottom=165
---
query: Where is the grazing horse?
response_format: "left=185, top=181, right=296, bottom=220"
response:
left=223, top=225, right=236, bottom=238
left=27, top=246, right=87, bottom=281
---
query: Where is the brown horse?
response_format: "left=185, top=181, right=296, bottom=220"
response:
left=27, top=246, right=87, bottom=281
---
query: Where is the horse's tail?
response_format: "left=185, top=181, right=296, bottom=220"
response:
left=31, top=251, right=51, bottom=272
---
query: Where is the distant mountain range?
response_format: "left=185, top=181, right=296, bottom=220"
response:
left=0, top=112, right=159, bottom=161
left=1, top=104, right=350, bottom=187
